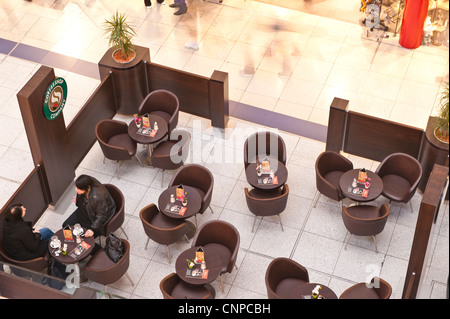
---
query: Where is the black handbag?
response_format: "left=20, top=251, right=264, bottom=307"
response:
left=104, top=233, right=124, bottom=263
left=44, top=258, right=68, bottom=290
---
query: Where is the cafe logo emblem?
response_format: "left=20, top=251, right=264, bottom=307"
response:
left=43, top=77, right=67, bottom=120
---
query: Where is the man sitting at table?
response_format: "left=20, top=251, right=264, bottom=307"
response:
left=2, top=203, right=54, bottom=261
left=62, top=175, right=116, bottom=239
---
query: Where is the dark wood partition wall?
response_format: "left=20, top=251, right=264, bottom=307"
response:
left=344, top=112, right=424, bottom=162
left=326, top=97, right=424, bottom=161
left=98, top=45, right=229, bottom=129
left=66, top=74, right=116, bottom=168
left=402, top=164, right=449, bottom=299
left=146, top=62, right=210, bottom=118
left=145, top=63, right=229, bottom=129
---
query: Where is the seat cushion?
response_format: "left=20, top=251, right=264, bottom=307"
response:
left=203, top=243, right=231, bottom=274
left=171, top=281, right=210, bottom=299
left=341, top=285, right=381, bottom=299
left=381, top=174, right=411, bottom=202
left=86, top=249, right=115, bottom=271
left=346, top=205, right=381, bottom=220
left=152, top=141, right=178, bottom=157
left=275, top=278, right=308, bottom=299
left=108, top=133, right=137, bottom=156
left=324, top=170, right=344, bottom=189
left=151, top=212, right=185, bottom=229
left=248, top=188, right=282, bottom=199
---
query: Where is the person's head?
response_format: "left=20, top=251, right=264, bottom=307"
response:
left=75, top=174, right=93, bottom=195
left=75, top=175, right=101, bottom=195
left=5, top=203, right=26, bottom=222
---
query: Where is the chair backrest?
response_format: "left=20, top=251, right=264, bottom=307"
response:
left=95, top=119, right=133, bottom=161
left=315, top=151, right=353, bottom=202
left=168, top=164, right=213, bottom=213
left=160, top=273, right=212, bottom=299
left=265, top=257, right=309, bottom=299
left=103, top=184, right=124, bottom=235
left=339, top=276, right=392, bottom=299
left=139, top=204, right=187, bottom=245
left=160, top=272, right=179, bottom=299
left=138, top=90, right=180, bottom=132
left=151, top=130, right=191, bottom=170
left=375, top=152, right=422, bottom=201
left=0, top=238, right=49, bottom=272
left=244, top=185, right=289, bottom=217
left=191, top=220, right=240, bottom=273
left=342, top=204, right=390, bottom=237
left=244, top=131, right=287, bottom=169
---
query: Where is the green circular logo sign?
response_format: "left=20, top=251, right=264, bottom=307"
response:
left=43, top=77, right=67, bottom=120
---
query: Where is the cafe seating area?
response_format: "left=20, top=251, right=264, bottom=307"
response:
left=0, top=0, right=448, bottom=300
left=17, top=109, right=445, bottom=299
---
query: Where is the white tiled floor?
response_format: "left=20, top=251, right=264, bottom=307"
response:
left=0, top=0, right=448, bottom=299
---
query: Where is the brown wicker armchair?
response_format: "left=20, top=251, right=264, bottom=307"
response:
left=244, top=184, right=289, bottom=232
left=313, top=151, right=353, bottom=208
left=265, top=257, right=309, bottom=299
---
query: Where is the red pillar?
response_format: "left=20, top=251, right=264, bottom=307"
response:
left=399, top=0, right=430, bottom=49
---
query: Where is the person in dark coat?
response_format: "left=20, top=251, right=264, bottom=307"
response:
left=62, top=175, right=116, bottom=238
left=2, top=204, right=53, bottom=261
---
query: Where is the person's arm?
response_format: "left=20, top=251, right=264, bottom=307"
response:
left=18, top=223, right=42, bottom=253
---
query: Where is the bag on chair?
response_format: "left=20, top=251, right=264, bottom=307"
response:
left=104, top=233, right=124, bottom=263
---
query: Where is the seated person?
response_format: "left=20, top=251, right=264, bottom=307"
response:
left=2, top=204, right=54, bottom=261
left=62, top=175, right=116, bottom=238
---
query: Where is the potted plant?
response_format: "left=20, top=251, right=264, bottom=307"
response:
left=434, top=81, right=449, bottom=144
left=104, top=11, right=137, bottom=63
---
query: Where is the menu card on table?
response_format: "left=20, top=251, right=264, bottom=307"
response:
left=257, top=176, right=278, bottom=185
left=69, top=241, right=91, bottom=260
left=63, top=229, right=74, bottom=242
left=164, top=204, right=187, bottom=216
left=185, top=268, right=209, bottom=279
left=137, top=127, right=157, bottom=137
left=347, top=186, right=369, bottom=198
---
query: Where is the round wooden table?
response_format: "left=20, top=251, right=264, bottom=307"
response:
left=175, top=246, right=222, bottom=286
left=48, top=228, right=95, bottom=264
left=245, top=160, right=288, bottom=190
left=128, top=114, right=168, bottom=166
left=158, top=185, right=202, bottom=238
left=339, top=169, right=383, bottom=203
left=297, top=283, right=338, bottom=299
left=158, top=185, right=202, bottom=220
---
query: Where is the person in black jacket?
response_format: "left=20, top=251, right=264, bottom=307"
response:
left=62, top=175, right=116, bottom=238
left=2, top=204, right=54, bottom=261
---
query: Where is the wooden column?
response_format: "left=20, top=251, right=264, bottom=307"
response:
left=16, top=66, right=75, bottom=205
left=325, top=97, right=349, bottom=153
left=98, top=45, right=150, bottom=115
left=209, top=70, right=229, bottom=129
